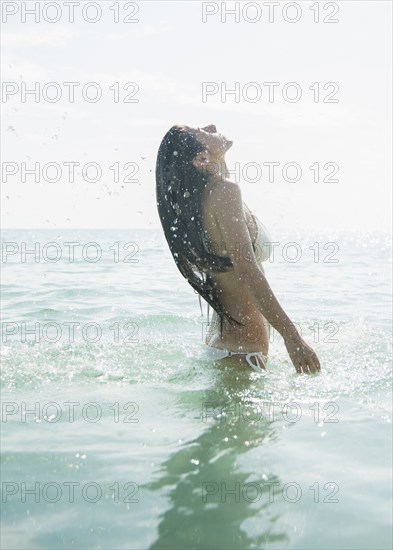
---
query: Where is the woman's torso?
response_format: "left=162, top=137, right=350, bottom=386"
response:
left=201, top=184, right=271, bottom=354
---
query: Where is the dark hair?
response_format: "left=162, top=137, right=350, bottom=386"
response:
left=155, top=124, right=244, bottom=338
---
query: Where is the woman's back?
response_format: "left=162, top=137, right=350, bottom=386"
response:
left=201, top=181, right=271, bottom=352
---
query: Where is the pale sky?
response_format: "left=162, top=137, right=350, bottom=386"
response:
left=1, top=0, right=392, bottom=233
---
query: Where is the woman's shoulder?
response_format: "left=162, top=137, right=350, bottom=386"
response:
left=206, top=178, right=241, bottom=199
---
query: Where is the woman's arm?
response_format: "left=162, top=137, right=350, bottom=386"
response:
left=210, top=181, right=321, bottom=373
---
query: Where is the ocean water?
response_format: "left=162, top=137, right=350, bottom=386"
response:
left=1, top=228, right=392, bottom=550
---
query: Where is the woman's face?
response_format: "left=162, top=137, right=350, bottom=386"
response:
left=190, top=124, right=233, bottom=157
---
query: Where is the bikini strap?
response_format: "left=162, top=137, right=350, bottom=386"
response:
left=245, top=352, right=266, bottom=372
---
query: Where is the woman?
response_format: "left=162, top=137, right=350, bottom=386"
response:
left=155, top=124, right=321, bottom=374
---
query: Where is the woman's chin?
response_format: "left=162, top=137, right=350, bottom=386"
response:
left=219, top=138, right=233, bottom=152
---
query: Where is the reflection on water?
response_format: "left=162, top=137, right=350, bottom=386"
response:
left=145, top=367, right=289, bottom=549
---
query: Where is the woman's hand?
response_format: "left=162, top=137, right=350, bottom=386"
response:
left=285, top=335, right=321, bottom=374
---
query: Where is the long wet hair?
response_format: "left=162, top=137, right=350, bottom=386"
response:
left=155, top=124, right=244, bottom=337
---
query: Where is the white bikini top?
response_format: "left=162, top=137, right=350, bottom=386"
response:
left=251, top=212, right=273, bottom=264
left=202, top=206, right=272, bottom=264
